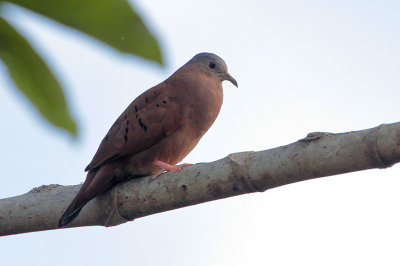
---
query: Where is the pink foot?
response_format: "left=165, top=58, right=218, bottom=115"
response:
left=152, top=160, right=192, bottom=179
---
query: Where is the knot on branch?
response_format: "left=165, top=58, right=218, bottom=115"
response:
left=228, top=151, right=269, bottom=193
left=103, top=185, right=135, bottom=227
left=366, top=124, right=398, bottom=169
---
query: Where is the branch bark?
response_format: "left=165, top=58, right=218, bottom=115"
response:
left=1, top=122, right=400, bottom=236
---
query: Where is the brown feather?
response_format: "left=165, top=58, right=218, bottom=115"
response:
left=58, top=53, right=236, bottom=227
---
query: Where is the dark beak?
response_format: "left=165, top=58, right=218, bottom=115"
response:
left=223, top=73, right=238, bottom=88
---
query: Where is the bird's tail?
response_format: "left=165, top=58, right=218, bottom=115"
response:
left=58, top=203, right=84, bottom=228
left=58, top=170, right=98, bottom=228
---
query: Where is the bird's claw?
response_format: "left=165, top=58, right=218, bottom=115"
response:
left=152, top=160, right=192, bottom=179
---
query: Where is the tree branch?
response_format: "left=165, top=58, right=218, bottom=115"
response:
left=1, top=122, right=400, bottom=237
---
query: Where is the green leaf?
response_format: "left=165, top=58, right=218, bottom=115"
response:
left=0, top=17, right=77, bottom=136
left=7, top=0, right=163, bottom=64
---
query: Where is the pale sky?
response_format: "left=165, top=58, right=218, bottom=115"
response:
left=1, top=1, right=400, bottom=265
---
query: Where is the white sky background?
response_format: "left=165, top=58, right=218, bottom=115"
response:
left=1, top=0, right=400, bottom=265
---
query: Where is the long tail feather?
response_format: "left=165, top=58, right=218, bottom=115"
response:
left=58, top=204, right=83, bottom=228
left=58, top=170, right=97, bottom=228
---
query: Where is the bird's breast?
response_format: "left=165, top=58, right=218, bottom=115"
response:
left=174, top=74, right=223, bottom=136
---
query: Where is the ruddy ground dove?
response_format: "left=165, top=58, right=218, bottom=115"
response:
left=58, top=53, right=237, bottom=227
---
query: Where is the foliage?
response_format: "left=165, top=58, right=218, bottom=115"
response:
left=0, top=0, right=162, bottom=136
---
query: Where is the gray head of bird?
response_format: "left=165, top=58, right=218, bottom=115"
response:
left=189, top=52, right=238, bottom=87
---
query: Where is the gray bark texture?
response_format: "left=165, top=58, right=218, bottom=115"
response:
left=1, top=122, right=400, bottom=236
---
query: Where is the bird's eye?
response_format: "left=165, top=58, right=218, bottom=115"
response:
left=209, top=62, right=216, bottom=69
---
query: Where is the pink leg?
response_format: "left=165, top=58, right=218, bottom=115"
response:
left=152, top=160, right=192, bottom=179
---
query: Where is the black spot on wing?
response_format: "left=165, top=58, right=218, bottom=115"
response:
left=123, top=119, right=130, bottom=143
left=137, top=118, right=148, bottom=132
left=124, top=126, right=128, bottom=143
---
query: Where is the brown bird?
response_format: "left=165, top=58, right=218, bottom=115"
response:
left=58, top=53, right=237, bottom=227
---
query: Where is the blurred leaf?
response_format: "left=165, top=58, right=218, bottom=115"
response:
left=7, top=0, right=163, bottom=64
left=0, top=17, right=77, bottom=136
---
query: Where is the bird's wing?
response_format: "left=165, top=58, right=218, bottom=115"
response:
left=85, top=85, right=183, bottom=171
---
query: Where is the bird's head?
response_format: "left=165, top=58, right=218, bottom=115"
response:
left=189, top=52, right=238, bottom=87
